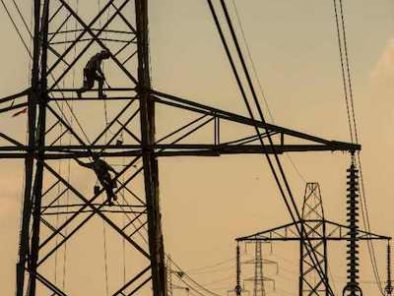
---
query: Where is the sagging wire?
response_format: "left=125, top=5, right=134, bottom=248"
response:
left=168, top=256, right=225, bottom=296
left=205, top=2, right=334, bottom=295
left=332, top=0, right=385, bottom=294
left=62, top=0, right=81, bottom=289
left=230, top=0, right=307, bottom=184
left=0, top=0, right=32, bottom=58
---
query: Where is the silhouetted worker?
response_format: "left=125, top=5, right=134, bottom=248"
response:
left=74, top=154, right=117, bottom=205
left=77, top=50, right=111, bottom=98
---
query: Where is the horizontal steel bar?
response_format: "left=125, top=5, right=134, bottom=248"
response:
left=0, top=144, right=360, bottom=159
left=151, top=90, right=361, bottom=152
left=49, top=87, right=136, bottom=92
left=50, top=37, right=134, bottom=45
left=49, top=96, right=135, bottom=101
left=42, top=209, right=146, bottom=215
left=237, top=237, right=390, bottom=241
left=48, top=28, right=135, bottom=35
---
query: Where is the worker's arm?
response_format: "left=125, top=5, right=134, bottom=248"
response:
left=104, top=162, right=117, bottom=174
left=97, top=66, right=105, bottom=79
left=108, top=166, right=117, bottom=174
left=74, top=158, right=94, bottom=169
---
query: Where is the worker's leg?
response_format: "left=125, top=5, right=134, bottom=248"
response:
left=96, top=76, right=106, bottom=98
left=77, top=69, right=94, bottom=98
left=104, top=184, right=115, bottom=205
left=98, top=177, right=112, bottom=205
left=102, top=177, right=116, bottom=204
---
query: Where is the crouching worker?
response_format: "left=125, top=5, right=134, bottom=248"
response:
left=74, top=154, right=118, bottom=205
left=77, top=50, right=111, bottom=98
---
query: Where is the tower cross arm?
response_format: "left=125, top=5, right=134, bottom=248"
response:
left=235, top=220, right=390, bottom=242
left=151, top=90, right=361, bottom=155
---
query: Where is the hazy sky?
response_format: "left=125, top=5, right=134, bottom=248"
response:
left=1, top=1, right=394, bottom=295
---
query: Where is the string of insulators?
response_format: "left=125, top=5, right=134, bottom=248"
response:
left=385, top=242, right=393, bottom=296
left=343, top=157, right=363, bottom=296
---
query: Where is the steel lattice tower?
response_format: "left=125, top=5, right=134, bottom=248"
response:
left=241, top=243, right=276, bottom=296
left=15, top=1, right=167, bottom=295
left=0, top=1, right=362, bottom=295
left=300, top=183, right=328, bottom=296
left=253, top=242, right=266, bottom=296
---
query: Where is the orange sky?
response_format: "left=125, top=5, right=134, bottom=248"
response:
left=1, top=1, right=394, bottom=295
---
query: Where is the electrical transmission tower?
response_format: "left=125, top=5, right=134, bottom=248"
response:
left=237, top=242, right=276, bottom=296
left=237, top=181, right=391, bottom=296
left=253, top=242, right=266, bottom=296
left=300, top=183, right=328, bottom=296
left=249, top=242, right=275, bottom=296
left=0, top=1, right=361, bottom=295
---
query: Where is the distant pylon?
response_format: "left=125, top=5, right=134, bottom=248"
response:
left=253, top=241, right=266, bottom=296
left=242, top=242, right=275, bottom=296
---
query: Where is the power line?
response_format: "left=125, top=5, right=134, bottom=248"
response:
left=332, top=0, right=385, bottom=294
left=185, top=257, right=235, bottom=273
left=169, top=256, right=225, bottom=296
left=0, top=0, right=32, bottom=58
left=230, top=0, right=307, bottom=184
left=206, top=2, right=334, bottom=295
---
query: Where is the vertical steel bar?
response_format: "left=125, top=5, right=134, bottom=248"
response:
left=16, top=0, right=41, bottom=293
left=28, top=0, right=50, bottom=294
left=135, top=0, right=166, bottom=295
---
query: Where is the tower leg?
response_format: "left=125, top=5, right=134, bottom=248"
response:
left=135, top=1, right=166, bottom=295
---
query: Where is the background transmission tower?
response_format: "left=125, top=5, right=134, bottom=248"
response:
left=253, top=242, right=267, bottom=296
left=243, top=242, right=275, bottom=296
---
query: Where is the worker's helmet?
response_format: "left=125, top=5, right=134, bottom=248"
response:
left=100, top=49, right=111, bottom=59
